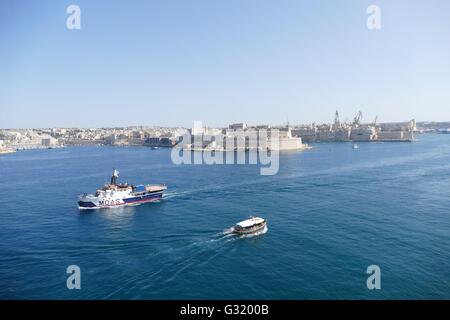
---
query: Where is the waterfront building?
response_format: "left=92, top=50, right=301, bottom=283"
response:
left=274, top=127, right=306, bottom=150
left=229, top=123, right=248, bottom=131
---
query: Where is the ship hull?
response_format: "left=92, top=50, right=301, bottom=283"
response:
left=78, top=191, right=164, bottom=210
left=233, top=222, right=267, bottom=235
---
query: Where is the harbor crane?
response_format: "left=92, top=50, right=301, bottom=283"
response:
left=353, top=111, right=363, bottom=126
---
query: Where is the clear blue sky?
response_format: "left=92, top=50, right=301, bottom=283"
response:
left=1, top=0, right=449, bottom=128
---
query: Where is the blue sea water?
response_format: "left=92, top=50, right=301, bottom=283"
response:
left=0, top=134, right=449, bottom=299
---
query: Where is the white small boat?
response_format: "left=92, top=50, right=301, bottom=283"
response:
left=232, top=216, right=267, bottom=235
left=352, top=144, right=359, bottom=149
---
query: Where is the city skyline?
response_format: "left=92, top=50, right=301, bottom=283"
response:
left=1, top=0, right=450, bottom=128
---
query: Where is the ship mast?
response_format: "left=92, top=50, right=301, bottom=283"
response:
left=111, top=168, right=119, bottom=185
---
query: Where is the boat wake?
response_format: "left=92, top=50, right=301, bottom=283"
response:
left=222, top=227, right=235, bottom=235
left=120, top=226, right=268, bottom=290
left=161, top=178, right=266, bottom=200
left=206, top=230, right=235, bottom=243
left=162, top=192, right=181, bottom=200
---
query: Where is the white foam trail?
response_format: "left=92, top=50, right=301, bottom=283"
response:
left=223, top=227, right=235, bottom=235
left=208, top=230, right=234, bottom=243
left=162, top=178, right=266, bottom=200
